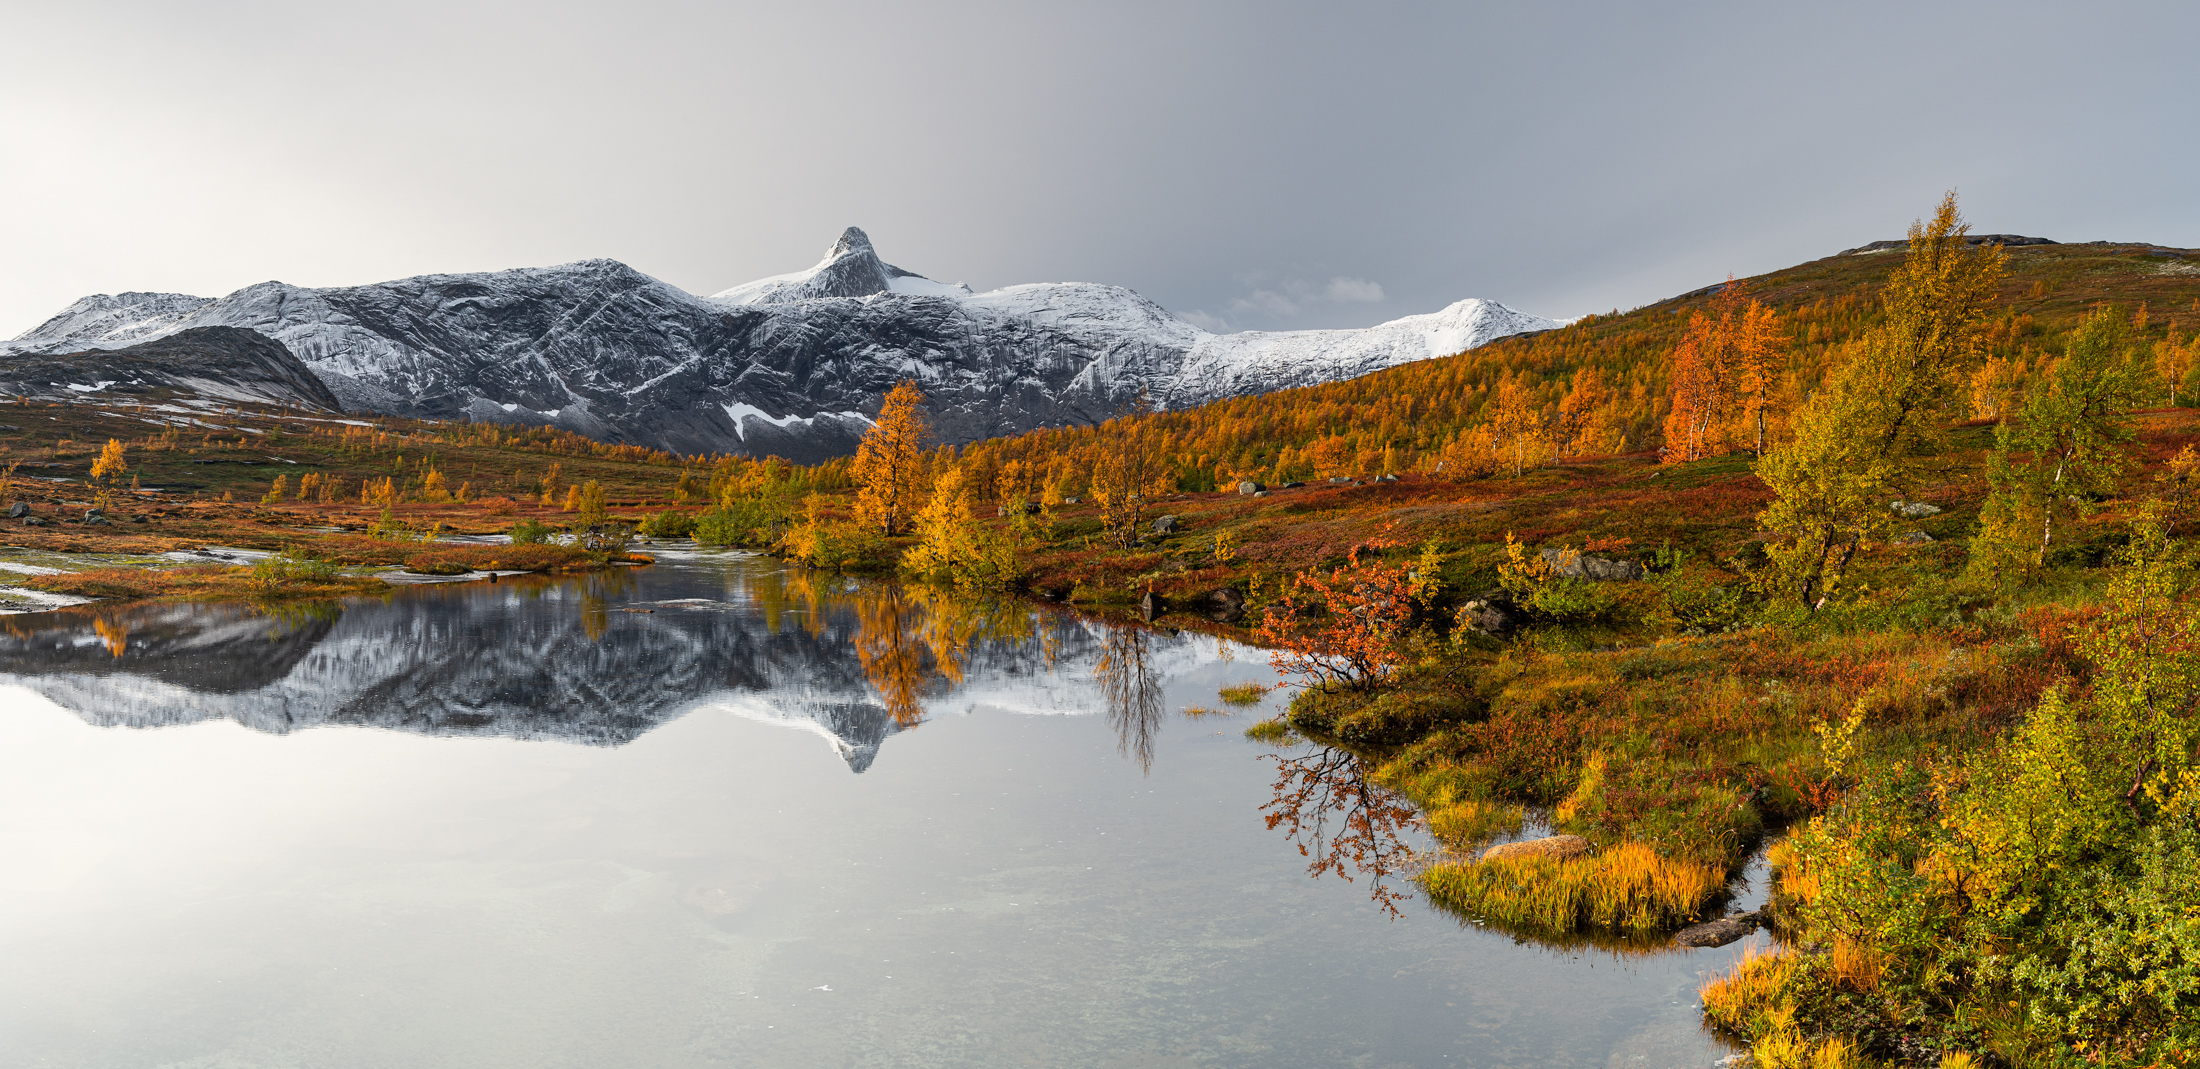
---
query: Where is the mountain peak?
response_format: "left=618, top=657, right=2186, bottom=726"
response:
left=830, top=226, right=875, bottom=257
left=711, top=226, right=970, bottom=305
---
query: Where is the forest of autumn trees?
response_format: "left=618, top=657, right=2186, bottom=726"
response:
left=667, top=193, right=2200, bottom=588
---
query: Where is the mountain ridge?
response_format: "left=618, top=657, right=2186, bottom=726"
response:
left=5, top=228, right=1556, bottom=460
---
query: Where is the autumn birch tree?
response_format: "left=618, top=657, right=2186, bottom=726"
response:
left=1757, top=192, right=2006, bottom=609
left=1972, top=306, right=2152, bottom=574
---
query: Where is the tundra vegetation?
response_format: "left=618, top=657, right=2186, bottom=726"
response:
left=5, top=195, right=2200, bottom=1063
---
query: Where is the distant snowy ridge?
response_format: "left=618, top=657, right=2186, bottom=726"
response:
left=6, top=227, right=1556, bottom=460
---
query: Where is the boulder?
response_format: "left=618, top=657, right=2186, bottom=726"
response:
left=1140, top=591, right=1167, bottom=623
left=1280, top=481, right=1305, bottom=489
left=130, top=514, right=148, bottom=523
left=1674, top=911, right=1765, bottom=949
left=1024, top=502, right=1043, bottom=515
left=5, top=502, right=26, bottom=519
left=1153, top=515, right=1179, bottom=534
left=1890, top=500, right=1942, bottom=518
left=1481, top=834, right=1592, bottom=864
left=1539, top=547, right=1645, bottom=582
left=1894, top=530, right=1935, bottom=546
left=1208, top=587, right=1247, bottom=623
left=82, top=508, right=106, bottom=525
left=1380, top=473, right=1399, bottom=482
left=1063, top=497, right=1081, bottom=505
left=22, top=516, right=45, bottom=527
left=1252, top=490, right=1269, bottom=498
left=1460, top=589, right=1524, bottom=635
left=1237, top=481, right=1265, bottom=495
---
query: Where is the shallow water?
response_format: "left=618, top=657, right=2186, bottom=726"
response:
left=0, top=555, right=1758, bottom=1068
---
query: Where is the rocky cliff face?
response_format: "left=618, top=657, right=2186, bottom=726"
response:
left=6, top=228, right=1555, bottom=460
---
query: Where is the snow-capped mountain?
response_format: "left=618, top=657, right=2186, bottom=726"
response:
left=5, top=228, right=1555, bottom=460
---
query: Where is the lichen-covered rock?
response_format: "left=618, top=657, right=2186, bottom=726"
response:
left=1481, top=834, right=1592, bottom=863
left=1540, top=548, right=1645, bottom=581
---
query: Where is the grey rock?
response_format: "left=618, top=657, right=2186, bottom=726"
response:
left=5, top=502, right=26, bottom=519
left=1460, top=588, right=1524, bottom=635
left=1279, top=481, right=1305, bottom=489
left=1251, top=490, right=1269, bottom=498
left=1379, top=473, right=1399, bottom=482
left=22, top=516, right=45, bottom=527
left=1139, top=591, right=1167, bottom=623
left=1237, top=481, right=1265, bottom=495
left=1894, top=530, right=1935, bottom=546
left=1152, top=515, right=1179, bottom=534
left=1675, top=911, right=1764, bottom=949
left=1539, top=547, right=1646, bottom=581
left=1890, top=500, right=1942, bottom=518
left=82, top=508, right=105, bottom=525
left=1208, top=587, right=1246, bottom=624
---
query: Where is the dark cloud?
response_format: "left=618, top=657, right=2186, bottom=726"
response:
left=3, top=1, right=2195, bottom=338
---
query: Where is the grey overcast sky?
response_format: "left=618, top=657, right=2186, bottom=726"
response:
left=3, top=1, right=2195, bottom=338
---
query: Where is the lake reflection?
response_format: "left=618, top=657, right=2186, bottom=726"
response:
left=0, top=558, right=1186, bottom=773
left=0, top=554, right=1752, bottom=1068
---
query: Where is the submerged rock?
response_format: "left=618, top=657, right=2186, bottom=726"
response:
left=1675, top=911, right=1765, bottom=949
left=1481, top=834, right=1592, bottom=863
left=1208, top=587, right=1246, bottom=623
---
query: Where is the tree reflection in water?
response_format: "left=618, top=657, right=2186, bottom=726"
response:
left=576, top=567, right=639, bottom=642
left=760, top=570, right=1056, bottom=730
left=1261, top=745, right=1424, bottom=918
left=1094, top=626, right=1164, bottom=774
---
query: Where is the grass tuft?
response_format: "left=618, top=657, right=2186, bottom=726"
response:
left=1420, top=840, right=1723, bottom=936
left=1219, top=681, right=1271, bottom=706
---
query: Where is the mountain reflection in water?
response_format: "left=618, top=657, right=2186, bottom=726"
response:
left=0, top=557, right=1209, bottom=774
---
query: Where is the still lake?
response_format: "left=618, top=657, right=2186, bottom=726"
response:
left=0, top=553, right=1757, bottom=1068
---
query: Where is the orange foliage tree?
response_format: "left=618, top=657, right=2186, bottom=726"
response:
left=1661, top=279, right=1787, bottom=462
left=1256, top=544, right=1416, bottom=690
left=853, top=380, right=930, bottom=536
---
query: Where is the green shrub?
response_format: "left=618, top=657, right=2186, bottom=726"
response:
left=637, top=510, right=697, bottom=538
left=509, top=519, right=559, bottom=545
left=252, top=550, right=339, bottom=588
